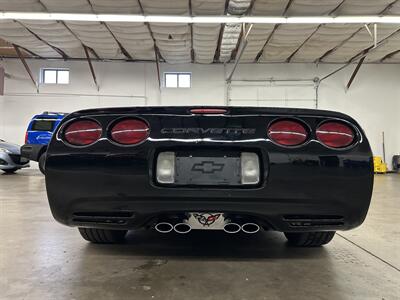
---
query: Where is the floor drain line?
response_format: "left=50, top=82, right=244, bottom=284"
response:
left=337, top=233, right=400, bottom=273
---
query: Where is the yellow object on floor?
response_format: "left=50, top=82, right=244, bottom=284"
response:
left=373, top=156, right=387, bottom=174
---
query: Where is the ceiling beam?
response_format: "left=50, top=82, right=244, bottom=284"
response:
left=86, top=0, right=95, bottom=12
left=227, top=24, right=254, bottom=82
left=1, top=56, right=158, bottom=62
left=380, top=0, right=400, bottom=15
left=6, top=53, right=400, bottom=65
left=83, top=45, right=99, bottom=91
left=286, top=25, right=320, bottom=62
left=320, top=28, right=400, bottom=81
left=254, top=0, right=295, bottom=62
left=317, top=1, right=399, bottom=62
left=15, top=45, right=42, bottom=58
left=82, top=0, right=101, bottom=83
left=137, top=0, right=165, bottom=62
left=346, top=56, right=365, bottom=90
left=225, top=0, right=256, bottom=63
left=213, top=25, right=225, bottom=62
left=380, top=49, right=400, bottom=62
left=13, top=44, right=38, bottom=92
left=283, top=0, right=295, bottom=16
left=189, top=0, right=195, bottom=63
left=84, top=0, right=133, bottom=61
left=228, top=0, right=257, bottom=63
left=102, top=22, right=134, bottom=60
left=343, top=25, right=385, bottom=63
left=213, top=0, right=230, bottom=62
left=59, top=21, right=101, bottom=59
left=38, top=1, right=100, bottom=60
left=137, top=0, right=164, bottom=84
left=316, top=27, right=363, bottom=62
left=285, top=0, right=351, bottom=63
left=247, top=0, right=257, bottom=15
left=190, top=24, right=195, bottom=63
left=329, top=0, right=347, bottom=16
left=254, top=25, right=277, bottom=62
left=87, top=46, right=100, bottom=60
left=228, top=25, right=244, bottom=63
left=37, top=0, right=47, bottom=11
left=15, top=20, right=69, bottom=59
left=154, top=46, right=161, bottom=90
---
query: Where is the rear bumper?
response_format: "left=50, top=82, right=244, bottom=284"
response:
left=0, top=152, right=30, bottom=170
left=21, top=144, right=46, bottom=161
left=48, top=196, right=369, bottom=232
left=46, top=149, right=374, bottom=233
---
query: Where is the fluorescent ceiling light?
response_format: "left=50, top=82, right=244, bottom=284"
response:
left=1, top=12, right=400, bottom=24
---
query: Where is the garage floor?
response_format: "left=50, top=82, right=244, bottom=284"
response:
left=1, top=171, right=399, bottom=300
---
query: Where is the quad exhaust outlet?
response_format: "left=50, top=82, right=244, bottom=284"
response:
left=154, top=222, right=174, bottom=233
left=223, top=222, right=241, bottom=234
left=155, top=216, right=261, bottom=234
left=173, top=222, right=192, bottom=234
left=241, top=223, right=260, bottom=234
left=155, top=219, right=193, bottom=234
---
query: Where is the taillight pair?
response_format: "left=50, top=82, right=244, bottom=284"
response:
left=268, top=119, right=355, bottom=149
left=63, top=118, right=149, bottom=146
left=63, top=117, right=355, bottom=149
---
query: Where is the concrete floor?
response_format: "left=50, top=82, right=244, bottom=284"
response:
left=0, top=170, right=399, bottom=300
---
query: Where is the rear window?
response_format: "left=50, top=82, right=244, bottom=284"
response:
left=31, top=120, right=56, bottom=132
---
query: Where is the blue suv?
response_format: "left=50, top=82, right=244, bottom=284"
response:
left=21, top=112, right=67, bottom=174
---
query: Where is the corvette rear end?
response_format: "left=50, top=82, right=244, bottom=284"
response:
left=45, top=106, right=373, bottom=246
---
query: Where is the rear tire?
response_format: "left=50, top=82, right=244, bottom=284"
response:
left=78, top=228, right=127, bottom=244
left=284, top=231, right=335, bottom=247
left=38, top=153, right=46, bottom=175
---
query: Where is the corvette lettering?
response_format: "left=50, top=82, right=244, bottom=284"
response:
left=161, top=128, right=256, bottom=135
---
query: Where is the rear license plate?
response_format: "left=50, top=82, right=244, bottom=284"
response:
left=187, top=212, right=225, bottom=230
left=175, top=155, right=241, bottom=185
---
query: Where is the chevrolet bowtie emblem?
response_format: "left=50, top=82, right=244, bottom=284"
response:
left=191, top=161, right=225, bottom=174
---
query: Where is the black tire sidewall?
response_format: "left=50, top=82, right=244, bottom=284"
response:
left=78, top=228, right=127, bottom=243
left=38, top=153, right=46, bottom=175
left=284, top=231, right=335, bottom=247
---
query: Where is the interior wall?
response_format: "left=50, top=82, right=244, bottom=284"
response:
left=0, top=59, right=398, bottom=169
left=228, top=63, right=400, bottom=169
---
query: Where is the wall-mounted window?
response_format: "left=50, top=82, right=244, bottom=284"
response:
left=40, top=68, right=70, bottom=84
left=164, top=72, right=191, bottom=88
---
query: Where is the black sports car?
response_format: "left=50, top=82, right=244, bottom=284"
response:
left=45, top=106, right=374, bottom=247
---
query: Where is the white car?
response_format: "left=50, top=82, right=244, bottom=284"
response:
left=0, top=139, right=30, bottom=174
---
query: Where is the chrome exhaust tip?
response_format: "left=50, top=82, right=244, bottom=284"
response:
left=241, top=223, right=260, bottom=234
left=174, top=222, right=192, bottom=234
left=155, top=222, right=174, bottom=233
left=223, top=223, right=241, bottom=234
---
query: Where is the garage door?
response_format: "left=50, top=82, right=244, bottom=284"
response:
left=228, top=80, right=318, bottom=109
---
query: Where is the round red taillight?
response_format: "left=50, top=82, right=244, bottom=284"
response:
left=64, top=120, right=102, bottom=146
left=268, top=120, right=308, bottom=146
left=110, top=118, right=149, bottom=145
left=316, top=121, right=355, bottom=148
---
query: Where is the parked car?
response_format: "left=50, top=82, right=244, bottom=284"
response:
left=0, top=139, right=30, bottom=173
left=45, top=106, right=374, bottom=246
left=21, top=112, right=67, bottom=174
